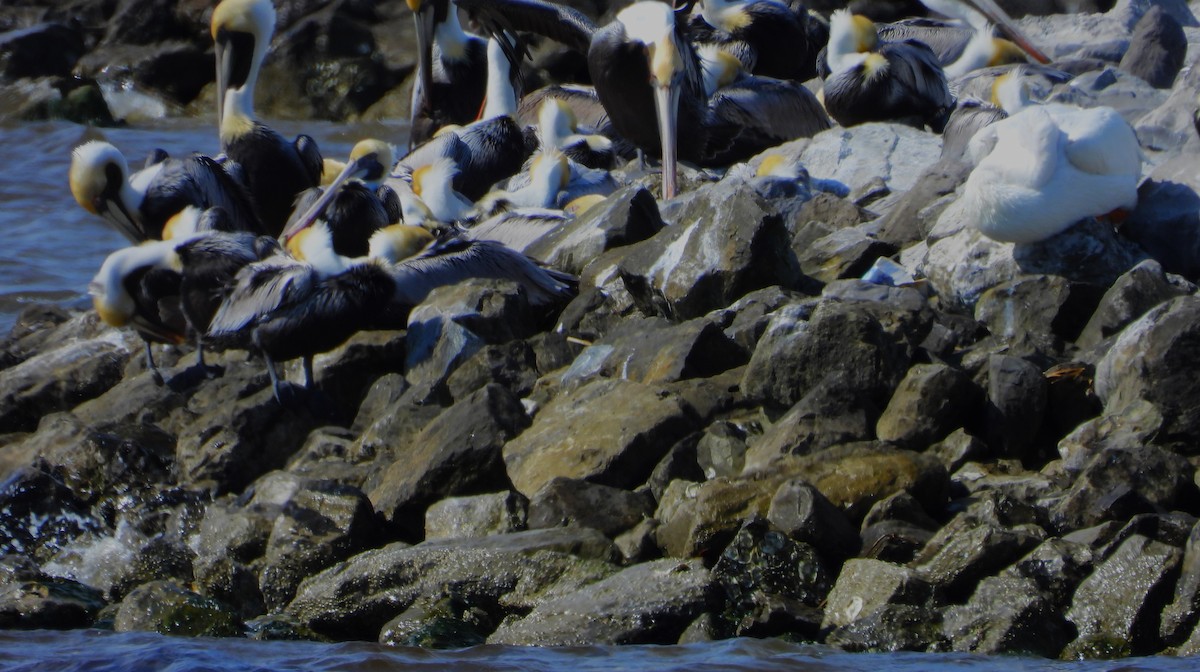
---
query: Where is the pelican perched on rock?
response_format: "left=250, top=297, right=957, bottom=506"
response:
left=822, top=10, right=954, bottom=131
left=960, top=103, right=1141, bottom=244
left=408, top=0, right=488, bottom=148
left=458, top=0, right=829, bottom=199
left=212, top=0, right=322, bottom=237
left=682, top=0, right=819, bottom=81
left=70, top=140, right=262, bottom=242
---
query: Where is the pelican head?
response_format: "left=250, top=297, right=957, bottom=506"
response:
left=90, top=241, right=186, bottom=343
left=990, top=70, right=1032, bottom=113
left=700, top=0, right=752, bottom=32
left=367, top=224, right=435, bottom=263
left=538, top=98, right=578, bottom=150
left=827, top=11, right=879, bottom=74
left=919, top=0, right=1049, bottom=64
left=618, top=1, right=684, bottom=199
left=70, top=140, right=143, bottom=243
left=410, top=157, right=471, bottom=223
left=698, top=44, right=742, bottom=97
left=286, top=222, right=349, bottom=274
left=279, top=138, right=396, bottom=242
left=211, top=0, right=276, bottom=144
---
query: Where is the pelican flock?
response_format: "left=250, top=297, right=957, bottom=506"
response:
left=69, top=0, right=1147, bottom=405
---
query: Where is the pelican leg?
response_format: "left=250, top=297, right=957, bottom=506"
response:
left=302, top=356, right=314, bottom=390
left=266, top=356, right=292, bottom=405
left=636, top=148, right=646, bottom=171
left=190, top=334, right=224, bottom=380
left=144, top=341, right=164, bottom=386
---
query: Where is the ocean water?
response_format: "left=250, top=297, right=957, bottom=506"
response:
left=0, top=629, right=1196, bottom=672
left=0, top=118, right=405, bottom=337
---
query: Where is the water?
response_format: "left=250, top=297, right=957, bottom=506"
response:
left=0, top=118, right=406, bottom=337
left=0, top=630, right=1195, bottom=672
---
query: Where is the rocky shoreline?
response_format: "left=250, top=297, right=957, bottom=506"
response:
left=3, top=0, right=1200, bottom=662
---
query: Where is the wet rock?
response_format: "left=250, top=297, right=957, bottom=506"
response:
left=114, top=580, right=242, bottom=637
left=618, top=179, right=800, bottom=321
left=980, top=355, right=1049, bottom=464
left=745, top=378, right=878, bottom=468
left=286, top=528, right=616, bottom=640
left=1064, top=534, right=1184, bottom=657
left=0, top=23, right=84, bottom=80
left=859, top=521, right=934, bottom=564
left=379, top=591, right=492, bottom=648
left=920, top=211, right=1145, bottom=310
left=424, top=492, right=528, bottom=541
left=1077, top=260, right=1194, bottom=350
left=768, top=477, right=864, bottom=561
left=741, top=299, right=916, bottom=417
left=0, top=464, right=100, bottom=560
left=799, top=123, right=942, bottom=200
left=826, top=603, right=944, bottom=652
left=526, top=186, right=664, bottom=275
left=821, top=559, right=934, bottom=630
left=911, top=513, right=1046, bottom=603
left=876, top=363, right=979, bottom=450
left=254, top=473, right=379, bottom=612
left=973, top=276, right=1105, bottom=358
left=0, top=557, right=105, bottom=630
left=714, top=518, right=829, bottom=638
left=0, top=334, right=132, bottom=433
left=1001, top=538, right=1094, bottom=609
left=245, top=613, right=330, bottom=642
left=1161, top=521, right=1200, bottom=645
left=502, top=378, right=696, bottom=498
left=487, top=559, right=716, bottom=646
left=941, top=575, right=1070, bottom=656
left=1119, top=6, right=1186, bottom=88
left=526, top=478, right=653, bottom=538
left=45, top=529, right=193, bottom=604
left=188, top=499, right=272, bottom=619
left=369, top=384, right=529, bottom=536
left=1095, top=296, right=1200, bottom=446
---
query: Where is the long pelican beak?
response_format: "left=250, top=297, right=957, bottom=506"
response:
left=215, top=35, right=230, bottom=136
left=650, top=35, right=683, bottom=200
left=131, top=315, right=187, bottom=346
left=103, top=197, right=142, bottom=244
left=278, top=157, right=372, bottom=242
left=960, top=0, right=1050, bottom=64
left=410, top=2, right=436, bottom=150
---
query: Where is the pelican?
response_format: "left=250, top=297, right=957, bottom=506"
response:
left=682, top=0, right=818, bottom=81
left=91, top=240, right=189, bottom=384
left=212, top=0, right=323, bottom=237
left=408, top=0, right=489, bottom=148
left=535, top=97, right=617, bottom=170
left=70, top=141, right=262, bottom=242
left=280, top=139, right=400, bottom=257
left=959, top=103, right=1141, bottom=244
left=209, top=222, right=574, bottom=402
left=919, top=0, right=1049, bottom=67
left=822, top=10, right=954, bottom=131
left=458, top=0, right=829, bottom=199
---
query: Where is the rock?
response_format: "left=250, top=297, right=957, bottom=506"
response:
left=526, top=478, right=653, bottom=538
left=286, top=529, right=616, bottom=640
left=525, top=186, right=664, bottom=275
left=655, top=476, right=777, bottom=559
left=826, top=603, right=944, bottom=652
left=355, top=386, right=445, bottom=484
left=614, top=519, right=661, bottom=564
left=0, top=23, right=84, bottom=80
left=1064, top=534, right=1184, bottom=657
left=777, top=499, right=854, bottom=563
left=308, top=329, right=407, bottom=414
left=709, top=286, right=811, bottom=353
left=859, top=521, right=934, bottom=564
left=255, top=474, right=379, bottom=612
left=646, top=434, right=705, bottom=503
left=798, top=123, right=942, bottom=200
left=1001, top=538, right=1095, bottom=609
left=424, top=492, right=528, bottom=541
left=245, top=613, right=329, bottom=642
left=1077, top=260, right=1194, bottom=350
left=980, top=355, right=1049, bottom=464
left=379, top=591, right=493, bottom=648
left=1161, top=520, right=1200, bottom=645
left=0, top=334, right=132, bottom=433
left=695, top=418, right=758, bottom=479
left=745, top=377, right=878, bottom=467
left=861, top=491, right=940, bottom=531
left=1133, top=63, right=1200, bottom=151
left=875, top=159, right=972, bottom=247
left=875, top=363, right=979, bottom=450
left=821, top=559, right=934, bottom=630
left=113, top=580, right=243, bottom=637
left=0, top=464, right=99, bottom=560
left=445, top=340, right=539, bottom=402
left=741, top=299, right=916, bottom=417
left=1095, top=296, right=1200, bottom=446
left=188, top=499, right=271, bottom=619
left=928, top=429, right=990, bottom=473
left=919, top=210, right=1145, bottom=310
left=0, top=557, right=105, bottom=630
left=45, top=530, right=193, bottom=604
left=502, top=378, right=696, bottom=498
left=1047, top=442, right=1197, bottom=533
left=793, top=226, right=896, bottom=285
left=941, top=576, right=1070, bottom=656
left=487, top=559, right=716, bottom=646
left=369, top=384, right=529, bottom=536
left=617, top=178, right=801, bottom=321
left=973, top=276, right=1105, bottom=358
left=580, top=317, right=750, bottom=386
left=1119, top=6, right=1187, bottom=88
left=911, top=513, right=1046, bottom=602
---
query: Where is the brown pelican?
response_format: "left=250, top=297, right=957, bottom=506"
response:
left=960, top=102, right=1141, bottom=244
left=458, top=0, right=830, bottom=199
left=212, top=0, right=323, bottom=237
left=69, top=140, right=262, bottom=242
left=919, top=0, right=1049, bottom=67
left=279, top=139, right=401, bottom=257
left=91, top=240, right=189, bottom=384
left=208, top=222, right=574, bottom=402
left=822, top=10, right=954, bottom=130
left=535, top=97, right=617, bottom=171
left=408, top=0, right=489, bottom=148
left=681, top=0, right=819, bottom=81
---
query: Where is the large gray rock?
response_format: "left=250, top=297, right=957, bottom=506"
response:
left=941, top=576, right=1071, bottom=656
left=286, top=529, right=616, bottom=640
left=0, top=557, right=105, bottom=630
left=912, top=514, right=1045, bottom=602
left=821, top=559, right=934, bottom=630
left=567, top=316, right=748, bottom=387
left=502, top=378, right=696, bottom=497
left=617, top=178, right=801, bottom=320
left=1161, top=520, right=1200, bottom=645
left=525, top=186, right=664, bottom=275
left=0, top=333, right=132, bottom=433
left=980, top=355, right=1049, bottom=463
left=875, top=363, right=979, bottom=450
left=487, top=559, right=716, bottom=645
left=798, top=123, right=942, bottom=200
left=1119, top=6, right=1187, bottom=88
left=1077, top=259, right=1194, bottom=349
left=368, top=384, right=529, bottom=535
left=1095, top=296, right=1200, bottom=445
left=746, top=377, right=878, bottom=466
left=655, top=476, right=777, bottom=559
left=113, top=580, right=242, bottom=637
left=424, top=492, right=528, bottom=541
left=526, top=478, right=653, bottom=538
left=973, top=275, right=1105, bottom=358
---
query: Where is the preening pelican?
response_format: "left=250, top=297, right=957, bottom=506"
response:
left=919, top=0, right=1049, bottom=66
left=70, top=140, right=262, bottom=242
left=212, top=0, right=323, bottom=237
left=408, top=0, right=488, bottom=148
left=960, top=103, right=1141, bottom=244
left=683, top=0, right=818, bottom=81
left=822, top=10, right=954, bottom=131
